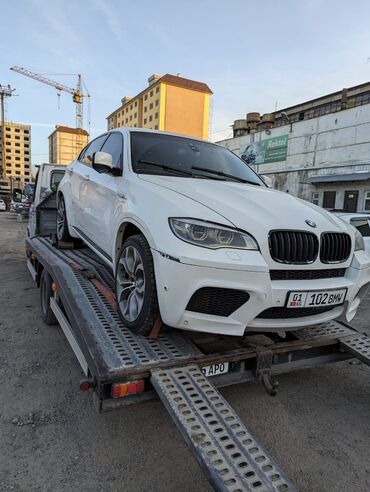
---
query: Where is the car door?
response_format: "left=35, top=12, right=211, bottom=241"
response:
left=79, top=132, right=124, bottom=258
left=71, top=134, right=109, bottom=233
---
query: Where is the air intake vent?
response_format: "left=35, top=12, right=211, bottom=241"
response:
left=320, top=233, right=351, bottom=263
left=269, top=231, right=319, bottom=264
left=186, top=288, right=249, bottom=317
left=257, top=306, right=336, bottom=319
left=270, top=268, right=346, bottom=281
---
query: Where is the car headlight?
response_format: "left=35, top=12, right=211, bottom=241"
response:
left=169, top=218, right=259, bottom=250
left=354, top=229, right=365, bottom=251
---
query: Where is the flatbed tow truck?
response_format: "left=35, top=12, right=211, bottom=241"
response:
left=25, top=196, right=370, bottom=491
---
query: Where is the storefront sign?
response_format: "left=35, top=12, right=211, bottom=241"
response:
left=240, top=135, right=288, bottom=165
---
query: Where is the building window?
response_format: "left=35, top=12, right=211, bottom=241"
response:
left=15, top=171, right=20, bottom=175
left=144, top=118, right=147, bottom=124
left=149, top=102, right=153, bottom=110
left=15, top=128, right=20, bottom=132
left=15, top=150, right=20, bottom=154
left=149, top=115, right=153, bottom=122
left=15, top=164, right=21, bottom=167
left=130, top=115, right=132, bottom=121
left=6, top=134, right=11, bottom=138
left=144, top=106, right=147, bottom=112
left=15, top=157, right=20, bottom=161
left=15, top=143, right=20, bottom=147
left=150, top=90, right=153, bottom=97
left=25, top=157, right=30, bottom=162
left=155, top=99, right=159, bottom=106
left=155, top=125, right=158, bottom=130
left=135, top=101, right=137, bottom=107
left=364, top=191, right=370, bottom=211
left=312, top=192, right=320, bottom=205
left=322, top=191, right=336, bottom=209
left=155, top=112, right=159, bottom=119
left=134, top=112, right=137, bottom=118
left=156, top=86, right=160, bottom=93
left=5, top=127, right=10, bottom=131
left=144, top=94, right=148, bottom=100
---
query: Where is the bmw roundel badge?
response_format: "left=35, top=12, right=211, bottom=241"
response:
left=305, top=219, right=317, bottom=228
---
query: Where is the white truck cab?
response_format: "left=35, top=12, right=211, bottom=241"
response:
left=27, top=163, right=65, bottom=238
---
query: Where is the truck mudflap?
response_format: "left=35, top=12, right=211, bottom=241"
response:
left=151, top=364, right=297, bottom=492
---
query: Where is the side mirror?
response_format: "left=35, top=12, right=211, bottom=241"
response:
left=13, top=188, right=23, bottom=203
left=50, top=182, right=58, bottom=193
left=92, top=151, right=114, bottom=173
left=260, top=174, right=273, bottom=188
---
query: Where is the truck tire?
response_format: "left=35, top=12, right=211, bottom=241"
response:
left=57, top=196, right=73, bottom=242
left=115, top=234, right=159, bottom=336
left=40, top=269, right=58, bottom=325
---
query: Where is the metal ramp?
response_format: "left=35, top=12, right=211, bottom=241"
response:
left=151, top=365, right=297, bottom=492
left=339, top=333, right=370, bottom=366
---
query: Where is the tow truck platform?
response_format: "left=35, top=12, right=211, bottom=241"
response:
left=26, top=235, right=370, bottom=492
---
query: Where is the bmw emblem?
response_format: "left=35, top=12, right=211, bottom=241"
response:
left=305, top=219, right=317, bottom=228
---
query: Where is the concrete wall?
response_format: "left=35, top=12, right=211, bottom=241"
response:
left=218, top=104, right=370, bottom=210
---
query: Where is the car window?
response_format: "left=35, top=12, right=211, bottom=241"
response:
left=130, top=132, right=263, bottom=185
left=79, top=135, right=108, bottom=167
left=350, top=218, right=370, bottom=237
left=50, top=170, right=65, bottom=188
left=100, top=133, right=123, bottom=171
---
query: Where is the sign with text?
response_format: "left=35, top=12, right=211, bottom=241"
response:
left=240, top=135, right=288, bottom=165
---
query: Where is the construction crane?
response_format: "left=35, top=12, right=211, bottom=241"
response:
left=10, top=66, right=88, bottom=130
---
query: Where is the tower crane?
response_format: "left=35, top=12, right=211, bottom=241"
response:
left=10, top=66, right=89, bottom=130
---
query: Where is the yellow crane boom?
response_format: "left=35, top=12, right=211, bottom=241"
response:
left=10, top=66, right=85, bottom=129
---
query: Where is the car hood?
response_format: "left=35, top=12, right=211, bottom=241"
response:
left=138, top=175, right=350, bottom=241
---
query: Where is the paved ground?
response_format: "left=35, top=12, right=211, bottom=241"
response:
left=0, top=211, right=369, bottom=492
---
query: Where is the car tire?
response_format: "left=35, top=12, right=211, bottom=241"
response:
left=115, top=234, right=159, bottom=336
left=40, top=269, right=58, bottom=325
left=57, top=196, right=73, bottom=242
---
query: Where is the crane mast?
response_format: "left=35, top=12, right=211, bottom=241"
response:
left=10, top=66, right=84, bottom=129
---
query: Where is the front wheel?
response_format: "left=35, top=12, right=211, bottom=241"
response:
left=56, top=196, right=73, bottom=242
left=115, top=235, right=159, bottom=336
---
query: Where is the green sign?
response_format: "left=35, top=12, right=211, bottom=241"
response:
left=240, top=135, right=288, bottom=165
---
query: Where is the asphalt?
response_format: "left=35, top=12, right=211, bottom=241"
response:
left=0, top=211, right=369, bottom=491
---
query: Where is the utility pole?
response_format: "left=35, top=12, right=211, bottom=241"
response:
left=0, top=84, right=16, bottom=179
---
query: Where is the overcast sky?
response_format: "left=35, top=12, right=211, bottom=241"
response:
left=1, top=0, right=370, bottom=166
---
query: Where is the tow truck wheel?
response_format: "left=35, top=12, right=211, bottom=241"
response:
left=40, top=269, right=58, bottom=325
left=115, top=234, right=159, bottom=336
left=57, top=196, right=73, bottom=242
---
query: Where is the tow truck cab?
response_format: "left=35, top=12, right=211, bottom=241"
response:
left=26, top=163, right=65, bottom=238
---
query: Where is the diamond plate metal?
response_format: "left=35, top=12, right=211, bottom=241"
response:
left=340, top=334, right=370, bottom=366
left=295, top=320, right=354, bottom=340
left=151, top=365, right=297, bottom=492
left=73, top=270, right=197, bottom=370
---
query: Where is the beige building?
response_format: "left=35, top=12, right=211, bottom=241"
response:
left=0, top=121, right=31, bottom=193
left=48, top=125, right=89, bottom=164
left=107, top=74, right=212, bottom=139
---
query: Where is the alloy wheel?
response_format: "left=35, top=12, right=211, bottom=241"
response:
left=116, top=245, right=145, bottom=322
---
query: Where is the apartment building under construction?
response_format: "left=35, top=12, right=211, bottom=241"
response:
left=0, top=121, right=31, bottom=193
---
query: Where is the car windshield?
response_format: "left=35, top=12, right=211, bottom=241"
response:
left=130, top=132, right=263, bottom=186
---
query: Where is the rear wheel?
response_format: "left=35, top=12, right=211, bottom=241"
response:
left=115, top=234, right=159, bottom=336
left=57, top=196, right=73, bottom=242
left=40, top=269, right=58, bottom=325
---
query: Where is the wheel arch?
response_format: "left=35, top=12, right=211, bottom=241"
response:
left=114, top=219, right=154, bottom=268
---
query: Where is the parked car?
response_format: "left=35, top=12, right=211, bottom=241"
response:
left=56, top=129, right=370, bottom=336
left=334, top=212, right=370, bottom=256
left=0, top=199, right=6, bottom=211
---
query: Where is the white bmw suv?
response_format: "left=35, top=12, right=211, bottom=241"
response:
left=57, top=128, right=370, bottom=336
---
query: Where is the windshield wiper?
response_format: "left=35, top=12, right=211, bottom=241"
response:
left=137, top=159, right=193, bottom=177
left=191, top=165, right=260, bottom=185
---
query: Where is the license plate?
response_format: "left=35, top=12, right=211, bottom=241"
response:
left=287, top=289, right=347, bottom=308
left=201, top=361, right=229, bottom=377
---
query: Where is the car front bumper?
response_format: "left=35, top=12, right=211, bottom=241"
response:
left=152, top=248, right=370, bottom=336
